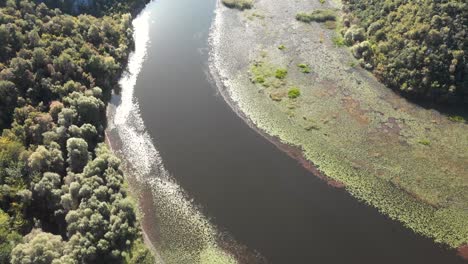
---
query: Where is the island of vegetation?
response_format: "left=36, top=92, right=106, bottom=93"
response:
left=211, top=0, right=467, bottom=253
left=0, top=0, right=155, bottom=263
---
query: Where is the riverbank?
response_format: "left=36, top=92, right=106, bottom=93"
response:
left=209, top=0, right=467, bottom=252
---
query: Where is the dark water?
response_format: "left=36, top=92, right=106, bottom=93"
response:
left=133, top=0, right=464, bottom=263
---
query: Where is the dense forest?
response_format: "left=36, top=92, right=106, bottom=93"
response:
left=0, top=0, right=154, bottom=263
left=342, top=0, right=467, bottom=104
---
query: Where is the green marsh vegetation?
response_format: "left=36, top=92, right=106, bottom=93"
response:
left=0, top=0, right=154, bottom=263
left=222, top=0, right=253, bottom=10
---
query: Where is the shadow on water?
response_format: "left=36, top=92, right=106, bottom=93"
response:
left=127, top=0, right=467, bottom=263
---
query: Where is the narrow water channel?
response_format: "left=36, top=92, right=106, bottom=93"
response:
left=124, top=0, right=464, bottom=263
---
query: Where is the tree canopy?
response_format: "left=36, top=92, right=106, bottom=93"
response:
left=342, top=0, right=467, bottom=104
left=0, top=0, right=153, bottom=263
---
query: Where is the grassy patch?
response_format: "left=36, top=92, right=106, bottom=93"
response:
left=275, top=68, right=288, bottom=79
left=332, top=35, right=345, bottom=47
left=448, top=115, right=466, bottom=123
left=250, top=61, right=287, bottom=88
left=222, top=0, right=253, bottom=10
left=125, top=239, right=155, bottom=264
left=296, top=9, right=336, bottom=23
left=297, top=63, right=311, bottom=73
left=288, top=87, right=301, bottom=99
left=250, top=61, right=272, bottom=86
left=418, top=139, right=431, bottom=146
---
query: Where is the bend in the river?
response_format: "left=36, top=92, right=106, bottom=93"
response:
left=107, top=0, right=465, bottom=263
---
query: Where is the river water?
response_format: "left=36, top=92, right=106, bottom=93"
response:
left=109, top=0, right=465, bottom=263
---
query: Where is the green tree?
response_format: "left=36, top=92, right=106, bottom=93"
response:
left=11, top=229, right=65, bottom=264
left=0, top=209, right=22, bottom=263
left=0, top=81, right=18, bottom=129
left=66, top=138, right=88, bottom=173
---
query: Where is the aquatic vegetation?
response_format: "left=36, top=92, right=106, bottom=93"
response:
left=222, top=0, right=253, bottom=10
left=296, top=10, right=337, bottom=23
left=278, top=44, right=286, bottom=50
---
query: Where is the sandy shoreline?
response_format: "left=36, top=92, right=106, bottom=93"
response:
left=209, top=0, right=467, bottom=251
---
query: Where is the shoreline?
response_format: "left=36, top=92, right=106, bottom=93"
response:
left=207, top=55, right=345, bottom=189
left=209, top=0, right=467, bottom=254
left=105, top=128, right=164, bottom=263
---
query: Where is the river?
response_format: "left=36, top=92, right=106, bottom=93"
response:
left=107, top=0, right=465, bottom=263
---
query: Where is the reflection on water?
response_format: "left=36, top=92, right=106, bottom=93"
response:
left=106, top=1, right=242, bottom=263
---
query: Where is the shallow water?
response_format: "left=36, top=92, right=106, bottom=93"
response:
left=112, top=0, right=465, bottom=263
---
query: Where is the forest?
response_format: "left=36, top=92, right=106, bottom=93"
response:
left=342, top=0, right=467, bottom=104
left=0, top=0, right=154, bottom=263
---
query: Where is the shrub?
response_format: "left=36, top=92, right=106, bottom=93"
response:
left=222, top=0, right=253, bottom=10
left=298, top=64, right=311, bottom=73
left=343, top=26, right=366, bottom=46
left=275, top=68, right=288, bottom=79
left=418, top=139, right=431, bottom=146
left=448, top=116, right=466, bottom=123
left=351, top=41, right=372, bottom=59
left=296, top=10, right=336, bottom=23
left=332, top=35, right=345, bottom=47
left=288, top=87, right=301, bottom=99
